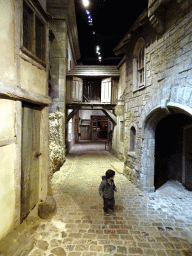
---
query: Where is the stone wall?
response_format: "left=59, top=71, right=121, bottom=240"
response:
left=49, top=19, right=67, bottom=113
left=117, top=1, right=192, bottom=191
left=49, top=111, right=66, bottom=175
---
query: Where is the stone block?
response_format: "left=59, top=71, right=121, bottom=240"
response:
left=51, top=247, right=66, bottom=256
left=49, top=111, right=66, bottom=175
left=104, top=245, right=116, bottom=253
left=38, top=196, right=56, bottom=219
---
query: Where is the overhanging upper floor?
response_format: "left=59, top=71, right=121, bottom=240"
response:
left=66, top=65, right=120, bottom=77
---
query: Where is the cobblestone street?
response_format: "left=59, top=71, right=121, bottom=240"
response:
left=29, top=142, right=192, bottom=256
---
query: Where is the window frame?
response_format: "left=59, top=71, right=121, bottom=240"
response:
left=21, top=0, right=47, bottom=67
left=133, top=38, right=146, bottom=92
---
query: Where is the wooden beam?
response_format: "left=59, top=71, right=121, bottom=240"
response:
left=0, top=81, right=51, bottom=105
left=102, top=107, right=117, bottom=124
left=66, top=103, right=115, bottom=110
left=66, top=106, right=81, bottom=123
left=0, top=137, right=17, bottom=147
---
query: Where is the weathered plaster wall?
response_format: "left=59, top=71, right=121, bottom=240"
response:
left=20, top=59, right=47, bottom=96
left=0, top=100, right=15, bottom=139
left=0, top=99, right=16, bottom=240
left=118, top=62, right=126, bottom=99
left=79, top=110, right=105, bottom=119
left=0, top=144, right=16, bottom=240
left=67, top=38, right=76, bottom=70
left=117, top=1, right=192, bottom=190
left=112, top=62, right=126, bottom=160
left=67, top=110, right=76, bottom=151
left=0, top=0, right=50, bottom=242
left=0, top=1, right=17, bottom=85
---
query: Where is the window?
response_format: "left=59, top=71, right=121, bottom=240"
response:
left=22, top=1, right=46, bottom=63
left=23, top=3, right=33, bottom=52
left=137, top=45, right=145, bottom=87
left=130, top=126, right=136, bottom=152
left=133, top=38, right=145, bottom=91
left=35, top=16, right=45, bottom=60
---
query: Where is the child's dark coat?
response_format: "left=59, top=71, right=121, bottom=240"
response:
left=99, top=176, right=117, bottom=198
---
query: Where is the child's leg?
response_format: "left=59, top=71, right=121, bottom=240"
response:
left=103, top=198, right=110, bottom=213
left=109, top=198, right=115, bottom=210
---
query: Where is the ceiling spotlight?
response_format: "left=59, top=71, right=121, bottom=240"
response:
left=96, top=45, right=100, bottom=53
left=82, top=0, right=89, bottom=7
left=86, top=10, right=90, bottom=14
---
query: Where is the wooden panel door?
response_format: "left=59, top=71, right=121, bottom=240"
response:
left=72, top=77, right=83, bottom=102
left=101, top=77, right=111, bottom=103
left=183, top=125, right=192, bottom=190
left=21, top=103, right=41, bottom=222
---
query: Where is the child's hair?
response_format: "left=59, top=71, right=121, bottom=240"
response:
left=106, top=169, right=115, bottom=179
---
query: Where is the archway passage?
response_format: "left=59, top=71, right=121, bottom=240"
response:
left=155, top=113, right=192, bottom=190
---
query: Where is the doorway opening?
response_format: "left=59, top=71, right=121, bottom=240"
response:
left=67, top=109, right=113, bottom=152
left=83, top=78, right=101, bottom=102
left=154, top=113, right=192, bottom=190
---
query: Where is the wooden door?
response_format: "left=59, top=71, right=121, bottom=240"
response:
left=72, top=77, right=83, bottom=102
left=183, top=125, right=192, bottom=190
left=101, top=77, right=112, bottom=103
left=21, top=103, right=41, bottom=222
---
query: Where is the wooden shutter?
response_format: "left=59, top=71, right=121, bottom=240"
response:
left=101, top=77, right=112, bottom=103
left=72, top=77, right=83, bottom=102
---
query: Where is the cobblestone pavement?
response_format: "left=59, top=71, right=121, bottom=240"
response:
left=29, top=142, right=192, bottom=256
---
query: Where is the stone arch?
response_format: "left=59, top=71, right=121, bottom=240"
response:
left=133, top=37, right=145, bottom=58
left=139, top=85, right=192, bottom=192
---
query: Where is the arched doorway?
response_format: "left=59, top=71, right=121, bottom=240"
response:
left=154, top=113, right=192, bottom=190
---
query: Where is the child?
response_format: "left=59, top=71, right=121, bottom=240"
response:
left=99, top=169, right=118, bottom=215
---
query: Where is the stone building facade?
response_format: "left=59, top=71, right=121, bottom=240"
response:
left=47, top=0, right=80, bottom=172
left=113, top=0, right=192, bottom=192
left=0, top=0, right=50, bottom=241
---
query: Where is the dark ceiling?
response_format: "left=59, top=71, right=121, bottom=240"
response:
left=74, top=0, right=148, bottom=65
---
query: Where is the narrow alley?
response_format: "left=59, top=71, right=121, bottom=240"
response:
left=28, top=142, right=192, bottom=256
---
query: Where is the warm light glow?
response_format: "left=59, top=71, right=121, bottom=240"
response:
left=82, top=0, right=89, bottom=7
